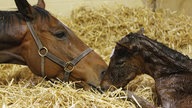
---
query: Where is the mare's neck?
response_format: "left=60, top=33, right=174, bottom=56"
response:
left=0, top=15, right=26, bottom=65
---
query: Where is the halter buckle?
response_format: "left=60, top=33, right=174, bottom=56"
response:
left=64, top=62, right=75, bottom=72
left=38, top=47, right=48, bottom=57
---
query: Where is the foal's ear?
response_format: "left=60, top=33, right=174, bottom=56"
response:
left=136, top=28, right=144, bottom=34
left=116, top=42, right=139, bottom=53
left=116, top=42, right=132, bottom=53
left=37, top=0, right=45, bottom=9
left=14, top=0, right=35, bottom=20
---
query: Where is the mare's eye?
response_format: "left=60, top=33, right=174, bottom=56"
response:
left=54, top=32, right=66, bottom=39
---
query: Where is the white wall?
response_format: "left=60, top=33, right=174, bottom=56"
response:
left=143, top=0, right=192, bottom=16
left=1, top=0, right=191, bottom=16
left=158, top=0, right=192, bottom=16
left=0, top=0, right=143, bottom=17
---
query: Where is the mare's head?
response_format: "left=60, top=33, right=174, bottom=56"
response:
left=0, top=0, right=107, bottom=88
left=101, top=32, right=191, bottom=90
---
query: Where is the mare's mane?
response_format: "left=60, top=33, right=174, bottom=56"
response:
left=0, top=6, right=50, bottom=32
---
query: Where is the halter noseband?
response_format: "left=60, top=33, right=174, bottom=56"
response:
left=26, top=21, right=92, bottom=82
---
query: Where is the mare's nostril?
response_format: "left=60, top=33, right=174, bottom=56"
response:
left=101, top=86, right=107, bottom=91
left=100, top=70, right=106, bottom=80
left=100, top=80, right=111, bottom=91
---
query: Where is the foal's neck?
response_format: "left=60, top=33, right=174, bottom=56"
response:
left=144, top=58, right=192, bottom=79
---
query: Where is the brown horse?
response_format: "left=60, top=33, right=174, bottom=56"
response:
left=101, top=32, right=192, bottom=108
left=0, top=0, right=107, bottom=89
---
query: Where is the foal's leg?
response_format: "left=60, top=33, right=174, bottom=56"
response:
left=156, top=78, right=183, bottom=108
left=126, top=90, right=156, bottom=108
left=178, top=95, right=192, bottom=108
left=156, top=74, right=192, bottom=108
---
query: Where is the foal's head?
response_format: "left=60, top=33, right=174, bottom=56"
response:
left=101, top=33, right=145, bottom=89
left=5, top=0, right=107, bottom=88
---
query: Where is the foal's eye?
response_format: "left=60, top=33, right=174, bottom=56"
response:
left=54, top=32, right=66, bottom=39
left=116, top=59, right=125, bottom=66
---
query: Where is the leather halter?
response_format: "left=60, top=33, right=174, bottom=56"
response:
left=26, top=21, right=93, bottom=82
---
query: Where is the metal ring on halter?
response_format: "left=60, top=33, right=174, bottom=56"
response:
left=38, top=47, right=48, bottom=57
left=64, top=62, right=75, bottom=72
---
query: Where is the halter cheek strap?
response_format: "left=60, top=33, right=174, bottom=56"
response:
left=26, top=21, right=92, bottom=82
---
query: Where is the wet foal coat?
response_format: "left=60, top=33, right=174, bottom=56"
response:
left=101, top=32, right=192, bottom=108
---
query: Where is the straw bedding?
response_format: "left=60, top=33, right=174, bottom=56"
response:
left=1, top=5, right=192, bottom=108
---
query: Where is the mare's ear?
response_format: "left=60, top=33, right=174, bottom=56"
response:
left=37, top=0, right=45, bottom=9
left=14, top=0, right=35, bottom=20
